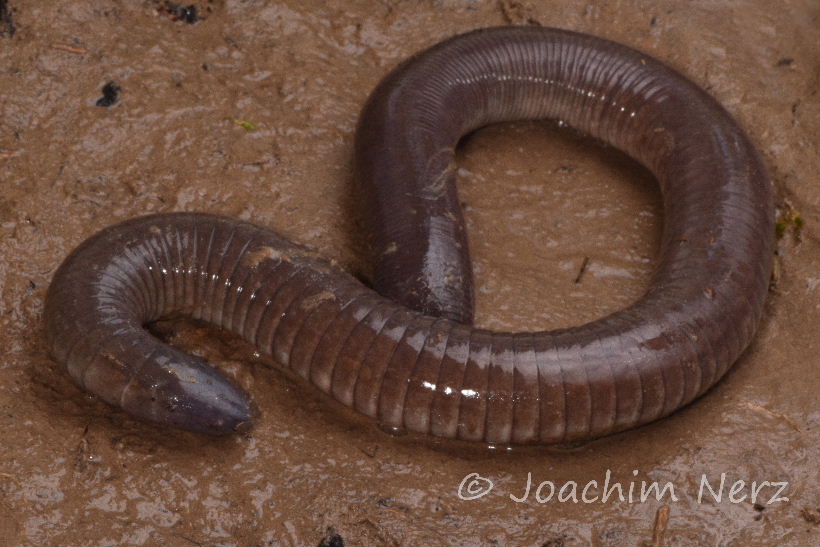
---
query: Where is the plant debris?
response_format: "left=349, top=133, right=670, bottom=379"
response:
left=769, top=250, right=782, bottom=289
left=540, top=536, right=567, bottom=547
left=650, top=505, right=671, bottom=546
left=574, top=256, right=590, bottom=284
left=157, top=1, right=198, bottom=24
left=52, top=43, right=87, bottom=54
left=801, top=507, right=820, bottom=525
left=0, top=0, right=15, bottom=37
left=499, top=0, right=541, bottom=26
left=95, top=81, right=121, bottom=107
left=741, top=400, right=802, bottom=432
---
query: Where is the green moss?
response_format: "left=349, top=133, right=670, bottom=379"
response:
left=775, top=220, right=787, bottom=239
left=233, top=119, right=256, bottom=131
left=775, top=207, right=805, bottom=240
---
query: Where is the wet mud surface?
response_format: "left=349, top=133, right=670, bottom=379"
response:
left=1, top=1, right=818, bottom=545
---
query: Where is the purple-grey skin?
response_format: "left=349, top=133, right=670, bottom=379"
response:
left=44, top=27, right=773, bottom=443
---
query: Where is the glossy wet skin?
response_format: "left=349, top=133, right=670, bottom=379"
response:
left=44, top=26, right=773, bottom=443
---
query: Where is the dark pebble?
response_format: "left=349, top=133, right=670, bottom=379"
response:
left=95, top=81, right=121, bottom=107
left=0, top=0, right=15, bottom=36
left=318, top=534, right=345, bottom=547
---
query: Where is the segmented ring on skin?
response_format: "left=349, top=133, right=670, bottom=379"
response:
left=44, top=26, right=774, bottom=444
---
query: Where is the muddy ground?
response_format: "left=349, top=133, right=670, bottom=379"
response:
left=0, top=1, right=817, bottom=546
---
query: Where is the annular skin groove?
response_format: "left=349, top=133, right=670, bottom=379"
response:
left=44, top=27, right=773, bottom=443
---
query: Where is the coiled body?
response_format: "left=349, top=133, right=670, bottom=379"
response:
left=44, top=27, right=773, bottom=443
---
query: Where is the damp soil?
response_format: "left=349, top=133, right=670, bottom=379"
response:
left=0, top=1, right=818, bottom=546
